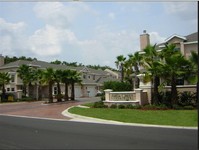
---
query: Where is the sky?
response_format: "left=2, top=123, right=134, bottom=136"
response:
left=0, top=1, right=197, bottom=68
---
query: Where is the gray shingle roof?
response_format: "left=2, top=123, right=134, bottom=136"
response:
left=185, top=32, right=198, bottom=42
left=0, top=60, right=74, bottom=70
left=0, top=59, right=118, bottom=85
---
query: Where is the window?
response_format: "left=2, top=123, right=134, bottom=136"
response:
left=83, top=74, right=86, bottom=79
left=7, top=88, right=10, bottom=92
left=10, top=74, right=15, bottom=82
left=11, top=88, right=15, bottom=91
left=53, top=87, right=57, bottom=95
left=93, top=75, right=95, bottom=80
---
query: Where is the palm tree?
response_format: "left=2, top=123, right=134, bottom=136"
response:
left=123, top=56, right=134, bottom=89
left=42, top=68, right=55, bottom=103
left=188, top=51, right=198, bottom=84
left=0, top=72, right=11, bottom=102
left=163, top=52, right=191, bottom=106
left=54, top=69, right=63, bottom=102
left=17, top=64, right=32, bottom=97
left=69, top=70, right=82, bottom=100
left=115, top=55, right=126, bottom=82
left=61, top=69, right=71, bottom=101
left=33, top=69, right=44, bottom=100
left=142, top=44, right=161, bottom=105
left=131, top=52, right=142, bottom=88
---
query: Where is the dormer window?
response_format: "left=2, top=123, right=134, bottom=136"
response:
left=11, top=75, right=15, bottom=82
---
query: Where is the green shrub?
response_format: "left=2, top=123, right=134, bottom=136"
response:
left=183, top=105, right=194, bottom=110
left=178, top=92, right=197, bottom=107
left=142, top=104, right=157, bottom=110
left=18, top=97, right=33, bottom=102
left=173, top=104, right=184, bottom=110
left=159, top=91, right=172, bottom=107
left=93, top=101, right=107, bottom=108
left=103, top=81, right=133, bottom=91
left=118, top=104, right=125, bottom=109
left=110, top=104, right=117, bottom=109
left=132, top=105, right=142, bottom=109
left=126, top=104, right=134, bottom=109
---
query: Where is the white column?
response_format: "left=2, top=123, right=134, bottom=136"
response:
left=104, top=89, right=112, bottom=101
left=135, top=89, right=143, bottom=105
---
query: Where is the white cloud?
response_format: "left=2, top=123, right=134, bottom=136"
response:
left=0, top=18, right=28, bottom=56
left=108, top=12, right=115, bottom=20
left=34, top=2, right=97, bottom=29
left=164, top=2, right=197, bottom=21
left=75, top=27, right=140, bottom=67
left=149, top=32, right=166, bottom=45
left=29, top=24, right=78, bottom=56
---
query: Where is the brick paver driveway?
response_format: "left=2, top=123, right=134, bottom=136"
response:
left=0, top=97, right=100, bottom=120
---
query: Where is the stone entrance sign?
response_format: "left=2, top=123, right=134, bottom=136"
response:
left=110, top=92, right=135, bottom=101
left=104, top=89, right=148, bottom=106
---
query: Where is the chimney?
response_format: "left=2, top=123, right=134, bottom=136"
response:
left=0, top=54, right=5, bottom=66
left=140, top=30, right=150, bottom=51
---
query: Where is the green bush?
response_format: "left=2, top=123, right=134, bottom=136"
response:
left=93, top=101, right=108, bottom=108
left=126, top=104, right=134, bottom=109
left=172, top=104, right=184, bottom=110
left=103, top=81, right=133, bottom=91
left=110, top=104, right=117, bottom=109
left=17, top=97, right=33, bottom=102
left=159, top=91, right=172, bottom=107
left=132, top=105, right=142, bottom=109
left=183, top=105, right=194, bottom=110
left=118, top=104, right=125, bottom=109
left=178, top=92, right=197, bottom=107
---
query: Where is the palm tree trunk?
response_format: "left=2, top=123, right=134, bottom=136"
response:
left=2, top=84, right=6, bottom=101
left=23, top=84, right=27, bottom=97
left=38, top=84, right=42, bottom=100
left=134, top=64, right=140, bottom=88
left=49, top=82, right=53, bottom=103
left=64, top=83, right=69, bottom=101
left=135, top=77, right=140, bottom=89
left=121, top=65, right=124, bottom=82
left=171, top=74, right=178, bottom=106
left=152, top=75, right=160, bottom=105
left=71, top=83, right=75, bottom=100
left=57, top=82, right=62, bottom=102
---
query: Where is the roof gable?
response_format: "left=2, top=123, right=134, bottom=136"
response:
left=164, top=34, right=186, bottom=43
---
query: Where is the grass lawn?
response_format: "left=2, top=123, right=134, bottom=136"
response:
left=69, top=107, right=197, bottom=127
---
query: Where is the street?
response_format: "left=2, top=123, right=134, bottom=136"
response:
left=0, top=115, right=197, bottom=149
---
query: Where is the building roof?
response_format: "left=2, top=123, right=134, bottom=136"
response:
left=155, top=32, right=198, bottom=49
left=0, top=59, right=74, bottom=70
left=0, top=59, right=119, bottom=85
left=164, top=34, right=186, bottom=43
left=185, top=32, right=198, bottom=42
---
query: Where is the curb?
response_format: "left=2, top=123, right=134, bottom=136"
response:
left=62, top=106, right=198, bottom=130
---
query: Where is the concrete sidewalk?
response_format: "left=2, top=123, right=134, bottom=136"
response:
left=62, top=105, right=198, bottom=130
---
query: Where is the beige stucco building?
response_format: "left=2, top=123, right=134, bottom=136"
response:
left=140, top=31, right=198, bottom=59
left=0, top=58, right=119, bottom=100
left=138, top=31, right=197, bottom=103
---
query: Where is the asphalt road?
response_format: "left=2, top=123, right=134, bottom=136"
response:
left=0, top=115, right=197, bottom=149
